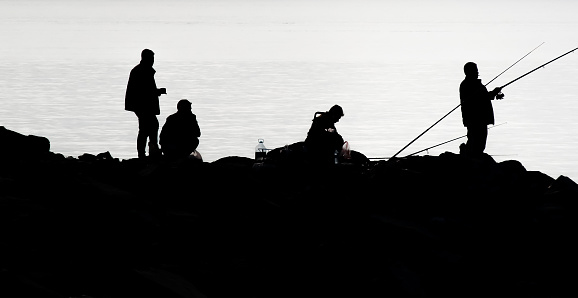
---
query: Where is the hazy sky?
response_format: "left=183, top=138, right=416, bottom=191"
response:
left=1, top=0, right=577, bottom=63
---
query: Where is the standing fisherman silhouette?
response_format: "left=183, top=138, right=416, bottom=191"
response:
left=305, top=105, right=345, bottom=164
left=160, top=99, right=201, bottom=160
left=125, top=49, right=167, bottom=159
left=459, top=62, right=503, bottom=156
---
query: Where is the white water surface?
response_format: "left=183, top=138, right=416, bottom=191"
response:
left=1, top=0, right=578, bottom=180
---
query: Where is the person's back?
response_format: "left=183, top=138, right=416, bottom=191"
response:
left=304, top=105, right=345, bottom=163
left=160, top=99, right=201, bottom=160
left=305, top=112, right=340, bottom=147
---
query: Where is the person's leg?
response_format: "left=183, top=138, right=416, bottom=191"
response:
left=148, top=116, right=161, bottom=157
left=177, top=139, right=200, bottom=159
left=479, top=126, right=488, bottom=153
left=136, top=113, right=160, bottom=158
left=161, top=143, right=177, bottom=160
left=136, top=112, right=147, bottom=158
left=466, top=125, right=488, bottom=156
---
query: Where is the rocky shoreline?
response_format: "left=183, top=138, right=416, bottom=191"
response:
left=2, top=127, right=578, bottom=297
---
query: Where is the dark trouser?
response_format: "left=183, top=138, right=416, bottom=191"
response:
left=162, top=139, right=199, bottom=160
left=305, top=142, right=341, bottom=165
left=466, top=125, right=488, bottom=156
left=135, top=112, right=159, bottom=157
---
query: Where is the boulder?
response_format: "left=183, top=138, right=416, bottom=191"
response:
left=0, top=126, right=50, bottom=158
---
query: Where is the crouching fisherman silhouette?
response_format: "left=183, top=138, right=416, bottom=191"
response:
left=304, top=105, right=347, bottom=165
left=266, top=104, right=368, bottom=166
left=160, top=99, right=202, bottom=161
left=459, top=62, right=503, bottom=157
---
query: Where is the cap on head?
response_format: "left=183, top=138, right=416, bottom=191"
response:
left=464, top=62, right=478, bottom=76
left=177, top=99, right=192, bottom=111
left=329, top=105, right=344, bottom=117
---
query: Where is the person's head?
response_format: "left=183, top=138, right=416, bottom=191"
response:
left=141, top=49, right=155, bottom=67
left=328, top=105, right=344, bottom=122
left=177, top=99, right=192, bottom=112
left=464, top=62, right=478, bottom=78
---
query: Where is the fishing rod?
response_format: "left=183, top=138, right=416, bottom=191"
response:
left=368, top=122, right=507, bottom=160
left=389, top=43, right=544, bottom=159
left=404, top=122, right=507, bottom=157
left=499, top=47, right=578, bottom=89
left=486, top=42, right=544, bottom=86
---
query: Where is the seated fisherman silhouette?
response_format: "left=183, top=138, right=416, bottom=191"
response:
left=459, top=62, right=503, bottom=157
left=304, top=104, right=346, bottom=164
left=160, top=99, right=201, bottom=160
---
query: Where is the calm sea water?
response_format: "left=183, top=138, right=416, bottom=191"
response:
left=1, top=0, right=578, bottom=179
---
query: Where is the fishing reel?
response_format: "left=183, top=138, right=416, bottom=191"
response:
left=496, top=92, right=505, bottom=100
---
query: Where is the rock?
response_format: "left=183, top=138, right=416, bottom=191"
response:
left=3, top=129, right=578, bottom=296
left=212, top=156, right=255, bottom=168
left=549, top=175, right=578, bottom=194
left=498, top=159, right=527, bottom=175
left=0, top=126, right=50, bottom=158
left=266, top=141, right=370, bottom=167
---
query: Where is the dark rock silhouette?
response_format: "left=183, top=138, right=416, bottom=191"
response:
left=0, top=126, right=50, bottom=157
left=266, top=141, right=369, bottom=168
left=2, top=128, right=578, bottom=297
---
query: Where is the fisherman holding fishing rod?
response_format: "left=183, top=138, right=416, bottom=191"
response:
left=457, top=46, right=578, bottom=157
left=459, top=62, right=504, bottom=157
left=387, top=44, right=577, bottom=160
